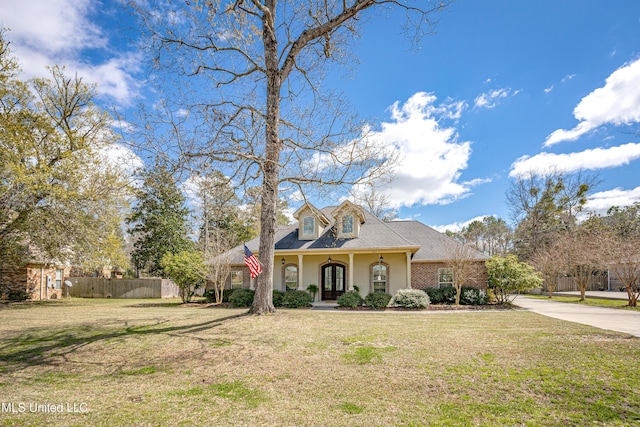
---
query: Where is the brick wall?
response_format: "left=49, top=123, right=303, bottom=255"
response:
left=0, top=264, right=69, bottom=300
left=411, top=262, right=487, bottom=290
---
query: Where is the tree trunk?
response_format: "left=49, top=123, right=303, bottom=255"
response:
left=250, top=0, right=280, bottom=315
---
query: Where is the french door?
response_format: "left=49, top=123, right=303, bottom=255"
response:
left=322, top=264, right=345, bottom=300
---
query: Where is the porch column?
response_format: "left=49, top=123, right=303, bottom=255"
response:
left=297, top=254, right=304, bottom=290
left=348, top=253, right=354, bottom=291
left=406, top=251, right=412, bottom=289
left=250, top=277, right=254, bottom=290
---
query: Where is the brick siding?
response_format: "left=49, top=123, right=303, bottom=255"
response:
left=411, top=262, right=487, bottom=290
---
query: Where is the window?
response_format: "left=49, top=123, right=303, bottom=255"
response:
left=303, top=217, right=315, bottom=236
left=342, top=215, right=353, bottom=234
left=372, top=264, right=387, bottom=293
left=55, top=269, right=63, bottom=289
left=284, top=265, right=298, bottom=291
left=438, top=268, right=453, bottom=288
left=230, top=271, right=243, bottom=289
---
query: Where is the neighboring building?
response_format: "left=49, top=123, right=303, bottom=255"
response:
left=0, top=262, right=71, bottom=300
left=218, top=201, right=488, bottom=301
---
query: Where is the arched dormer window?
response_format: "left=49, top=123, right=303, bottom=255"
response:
left=342, top=214, right=354, bottom=234
left=302, top=216, right=315, bottom=237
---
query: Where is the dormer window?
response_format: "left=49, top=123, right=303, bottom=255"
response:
left=303, top=217, right=315, bottom=237
left=342, top=215, right=353, bottom=234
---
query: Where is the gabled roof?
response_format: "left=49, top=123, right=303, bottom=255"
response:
left=221, top=204, right=487, bottom=264
left=292, top=202, right=330, bottom=225
left=330, top=200, right=366, bottom=224
left=386, top=221, right=489, bottom=261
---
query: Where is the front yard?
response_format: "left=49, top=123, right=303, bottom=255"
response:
left=1, top=298, right=639, bottom=426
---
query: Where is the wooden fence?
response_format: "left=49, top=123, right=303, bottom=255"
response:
left=551, top=274, right=610, bottom=292
left=68, top=278, right=180, bottom=299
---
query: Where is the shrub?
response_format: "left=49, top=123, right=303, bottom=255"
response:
left=281, top=290, right=312, bottom=308
left=272, top=290, right=285, bottom=307
left=7, top=289, right=30, bottom=302
left=388, top=289, right=430, bottom=309
left=204, top=288, right=236, bottom=303
left=229, top=289, right=255, bottom=307
left=423, top=287, right=456, bottom=304
left=424, top=287, right=444, bottom=304
left=203, top=289, right=217, bottom=303
left=222, top=289, right=236, bottom=303
left=337, top=291, right=363, bottom=308
left=364, top=292, right=392, bottom=309
left=460, top=287, right=488, bottom=305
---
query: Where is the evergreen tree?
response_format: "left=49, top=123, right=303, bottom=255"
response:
left=127, top=163, right=192, bottom=276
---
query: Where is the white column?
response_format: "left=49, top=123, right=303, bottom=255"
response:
left=348, top=253, right=354, bottom=291
left=297, top=254, right=304, bottom=290
left=250, top=277, right=255, bottom=290
left=406, top=251, right=412, bottom=289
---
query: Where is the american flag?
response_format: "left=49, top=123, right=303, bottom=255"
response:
left=244, top=245, right=262, bottom=279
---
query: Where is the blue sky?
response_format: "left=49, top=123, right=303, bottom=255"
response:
left=2, top=0, right=639, bottom=231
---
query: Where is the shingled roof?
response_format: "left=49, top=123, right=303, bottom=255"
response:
left=222, top=204, right=487, bottom=264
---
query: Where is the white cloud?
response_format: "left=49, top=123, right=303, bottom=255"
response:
left=544, top=57, right=640, bottom=147
left=509, top=142, right=640, bottom=178
left=473, top=88, right=511, bottom=109
left=431, top=215, right=491, bottom=233
left=102, top=143, right=144, bottom=177
left=544, top=85, right=554, bottom=93
left=366, top=92, right=481, bottom=208
left=0, top=0, right=140, bottom=105
left=561, top=73, right=576, bottom=83
left=584, top=186, right=640, bottom=215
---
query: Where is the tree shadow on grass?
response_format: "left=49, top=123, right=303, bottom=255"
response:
left=0, top=312, right=248, bottom=374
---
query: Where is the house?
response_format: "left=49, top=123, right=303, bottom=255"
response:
left=219, top=201, right=488, bottom=301
left=0, top=262, right=71, bottom=300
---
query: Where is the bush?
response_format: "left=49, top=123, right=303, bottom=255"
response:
left=203, top=288, right=237, bottom=303
left=337, top=291, right=364, bottom=308
left=203, top=289, right=217, bottom=303
left=388, top=289, right=430, bottom=309
left=281, top=290, right=312, bottom=308
left=424, top=287, right=444, bottom=304
left=222, top=289, right=236, bottom=302
left=423, top=287, right=456, bottom=304
left=460, top=287, right=488, bottom=305
left=272, top=290, right=285, bottom=307
left=7, top=289, right=30, bottom=302
left=229, top=289, right=255, bottom=307
left=364, top=292, right=392, bottom=309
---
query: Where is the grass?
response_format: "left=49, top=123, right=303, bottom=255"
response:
left=0, top=298, right=639, bottom=426
left=527, top=294, right=640, bottom=311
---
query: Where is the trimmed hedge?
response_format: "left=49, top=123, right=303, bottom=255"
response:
left=364, top=292, right=392, bottom=309
left=337, top=291, right=364, bottom=308
left=423, top=286, right=456, bottom=304
left=388, top=289, right=430, bottom=309
left=272, top=290, right=285, bottom=307
left=281, top=290, right=312, bottom=308
left=229, top=289, right=255, bottom=307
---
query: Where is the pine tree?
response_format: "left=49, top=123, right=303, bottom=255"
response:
left=127, top=163, right=192, bottom=276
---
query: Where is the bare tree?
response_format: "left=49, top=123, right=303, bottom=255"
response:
left=349, top=184, right=397, bottom=221
left=131, top=1, right=452, bottom=314
left=444, top=240, right=485, bottom=305
left=556, top=226, right=602, bottom=301
left=530, top=238, right=565, bottom=298
left=203, top=229, right=235, bottom=305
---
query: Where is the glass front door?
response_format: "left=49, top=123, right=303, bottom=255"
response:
left=322, top=264, right=345, bottom=300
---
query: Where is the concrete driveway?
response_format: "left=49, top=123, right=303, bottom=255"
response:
left=514, top=295, right=640, bottom=338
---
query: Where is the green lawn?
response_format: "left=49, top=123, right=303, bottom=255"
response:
left=526, top=294, right=640, bottom=311
left=1, top=298, right=639, bottom=426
